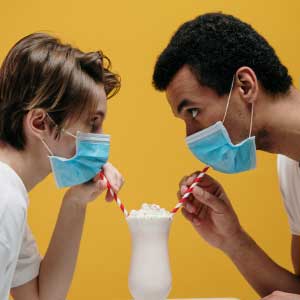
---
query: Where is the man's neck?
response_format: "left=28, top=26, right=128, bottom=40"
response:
left=0, top=143, right=49, bottom=192
left=263, top=86, right=300, bottom=161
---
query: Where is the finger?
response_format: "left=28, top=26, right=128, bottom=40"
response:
left=182, top=205, right=203, bottom=227
left=196, top=174, right=233, bottom=209
left=88, top=180, right=107, bottom=200
left=180, top=184, right=188, bottom=195
left=184, top=200, right=196, bottom=214
left=111, top=172, right=123, bottom=192
left=194, top=202, right=204, bottom=216
left=183, top=194, right=203, bottom=214
left=185, top=172, right=200, bottom=186
left=103, top=166, right=118, bottom=191
left=181, top=207, right=194, bottom=223
left=198, top=204, right=208, bottom=220
left=84, top=179, right=105, bottom=192
left=191, top=194, right=203, bottom=211
left=105, top=190, right=114, bottom=202
left=182, top=195, right=199, bottom=214
left=177, top=190, right=182, bottom=200
left=179, top=176, right=188, bottom=188
left=103, top=165, right=124, bottom=193
left=192, top=186, right=226, bottom=214
left=99, top=180, right=107, bottom=192
left=92, top=179, right=110, bottom=200
left=115, top=173, right=125, bottom=192
left=194, top=173, right=225, bottom=196
left=179, top=173, right=199, bottom=195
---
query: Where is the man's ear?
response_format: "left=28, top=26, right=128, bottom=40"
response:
left=24, top=109, right=52, bottom=140
left=235, top=66, right=258, bottom=105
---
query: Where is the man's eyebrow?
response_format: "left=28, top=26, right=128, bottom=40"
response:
left=177, top=99, right=194, bottom=114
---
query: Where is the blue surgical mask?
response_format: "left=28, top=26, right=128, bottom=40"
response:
left=185, top=77, right=256, bottom=174
left=40, top=118, right=110, bottom=188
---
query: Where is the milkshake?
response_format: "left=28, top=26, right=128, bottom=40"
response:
left=127, top=204, right=173, bottom=300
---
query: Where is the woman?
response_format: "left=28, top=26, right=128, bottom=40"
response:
left=0, top=33, right=124, bottom=299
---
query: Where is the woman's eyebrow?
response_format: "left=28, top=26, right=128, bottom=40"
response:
left=85, top=110, right=105, bottom=125
left=94, top=110, right=106, bottom=118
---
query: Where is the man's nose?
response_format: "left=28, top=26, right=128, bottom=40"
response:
left=186, top=124, right=198, bottom=137
left=185, top=121, right=207, bottom=137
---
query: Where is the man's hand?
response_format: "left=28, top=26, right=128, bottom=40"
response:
left=260, top=291, right=300, bottom=299
left=178, top=171, right=245, bottom=252
left=64, top=162, right=124, bottom=206
left=179, top=172, right=300, bottom=297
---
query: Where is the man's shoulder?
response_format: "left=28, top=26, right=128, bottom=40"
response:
left=277, top=154, right=299, bottom=176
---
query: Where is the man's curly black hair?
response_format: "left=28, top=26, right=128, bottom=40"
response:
left=152, top=12, right=292, bottom=96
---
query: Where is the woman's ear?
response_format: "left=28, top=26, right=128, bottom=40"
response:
left=235, top=66, right=258, bottom=105
left=24, top=109, right=52, bottom=140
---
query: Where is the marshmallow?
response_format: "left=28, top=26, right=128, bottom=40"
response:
left=128, top=203, right=172, bottom=219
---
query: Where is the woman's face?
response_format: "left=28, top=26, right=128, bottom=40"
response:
left=47, top=84, right=107, bottom=159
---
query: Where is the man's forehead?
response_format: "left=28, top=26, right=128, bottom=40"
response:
left=168, top=66, right=199, bottom=91
left=166, top=66, right=201, bottom=106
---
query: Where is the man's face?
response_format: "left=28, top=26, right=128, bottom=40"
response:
left=166, top=65, right=251, bottom=144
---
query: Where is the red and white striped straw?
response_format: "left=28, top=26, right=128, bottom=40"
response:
left=98, top=171, right=129, bottom=217
left=171, top=166, right=210, bottom=215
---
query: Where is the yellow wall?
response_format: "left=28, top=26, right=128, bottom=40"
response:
left=0, top=0, right=299, bottom=299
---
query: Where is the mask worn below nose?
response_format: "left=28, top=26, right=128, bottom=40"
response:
left=185, top=76, right=256, bottom=174
left=40, top=120, right=110, bottom=188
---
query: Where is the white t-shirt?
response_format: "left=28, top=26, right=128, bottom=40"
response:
left=278, top=155, right=300, bottom=235
left=0, top=161, right=41, bottom=300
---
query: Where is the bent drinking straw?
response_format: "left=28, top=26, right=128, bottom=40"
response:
left=171, top=166, right=210, bottom=215
left=98, top=171, right=129, bottom=217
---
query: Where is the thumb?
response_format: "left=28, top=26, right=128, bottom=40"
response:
left=94, top=171, right=108, bottom=192
left=98, top=179, right=107, bottom=193
left=82, top=179, right=106, bottom=194
left=192, top=186, right=226, bottom=214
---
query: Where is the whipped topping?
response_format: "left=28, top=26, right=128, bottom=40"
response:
left=128, top=203, right=172, bottom=219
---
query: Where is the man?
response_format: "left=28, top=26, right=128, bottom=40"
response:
left=153, top=12, right=300, bottom=300
left=0, top=33, right=124, bottom=299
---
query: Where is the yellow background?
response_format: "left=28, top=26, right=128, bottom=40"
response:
left=0, top=0, right=299, bottom=299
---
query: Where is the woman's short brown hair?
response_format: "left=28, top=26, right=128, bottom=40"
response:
left=0, top=32, right=120, bottom=150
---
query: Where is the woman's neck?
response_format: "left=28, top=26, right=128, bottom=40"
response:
left=0, top=142, right=49, bottom=192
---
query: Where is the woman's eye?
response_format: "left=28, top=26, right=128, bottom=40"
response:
left=90, top=119, right=101, bottom=132
left=91, top=121, right=97, bottom=132
left=91, top=123, right=96, bottom=131
left=188, top=108, right=199, bottom=119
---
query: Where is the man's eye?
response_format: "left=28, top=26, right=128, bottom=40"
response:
left=187, top=108, right=199, bottom=119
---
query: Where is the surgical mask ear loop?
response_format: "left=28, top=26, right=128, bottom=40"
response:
left=222, top=76, right=255, bottom=138
left=46, top=113, right=77, bottom=139
left=61, top=128, right=76, bottom=139
left=222, top=76, right=235, bottom=124
left=40, top=137, right=54, bottom=156
left=248, top=102, right=254, bottom=138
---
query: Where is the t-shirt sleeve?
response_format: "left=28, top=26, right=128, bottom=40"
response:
left=11, top=224, right=42, bottom=288
left=277, top=154, right=300, bottom=235
left=0, top=239, right=11, bottom=285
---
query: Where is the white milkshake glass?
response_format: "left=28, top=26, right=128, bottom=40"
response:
left=127, top=204, right=173, bottom=300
